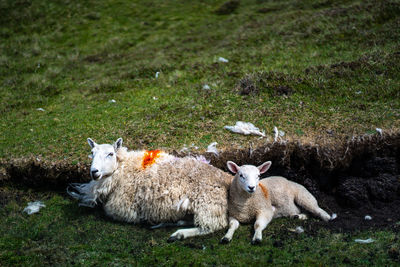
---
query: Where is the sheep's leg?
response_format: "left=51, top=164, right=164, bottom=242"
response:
left=167, top=227, right=211, bottom=242
left=220, top=217, right=240, bottom=244
left=150, top=220, right=194, bottom=229
left=252, top=210, right=274, bottom=245
left=294, top=185, right=331, bottom=222
left=294, top=214, right=308, bottom=220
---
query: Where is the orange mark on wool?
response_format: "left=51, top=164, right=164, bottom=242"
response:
left=258, top=182, right=269, bottom=199
left=142, top=150, right=161, bottom=169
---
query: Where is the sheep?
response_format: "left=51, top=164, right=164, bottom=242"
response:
left=67, top=138, right=233, bottom=241
left=221, top=161, right=331, bottom=244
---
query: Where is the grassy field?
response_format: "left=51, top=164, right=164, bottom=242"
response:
left=1, top=0, right=399, bottom=161
left=1, top=0, right=400, bottom=265
left=1, top=187, right=399, bottom=266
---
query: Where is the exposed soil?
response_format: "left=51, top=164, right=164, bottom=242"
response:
left=1, top=133, right=399, bottom=232
left=236, top=72, right=295, bottom=96
left=214, top=0, right=240, bottom=15
left=208, top=133, right=400, bottom=232
left=257, top=7, right=279, bottom=14
left=237, top=77, right=258, bottom=95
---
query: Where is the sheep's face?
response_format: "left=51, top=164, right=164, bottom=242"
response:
left=87, top=138, right=123, bottom=180
left=237, top=165, right=260, bottom=194
left=227, top=161, right=272, bottom=194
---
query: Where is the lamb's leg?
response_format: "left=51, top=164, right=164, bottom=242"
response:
left=167, top=227, right=211, bottom=242
left=294, top=185, right=331, bottom=222
left=252, top=210, right=274, bottom=245
left=220, top=217, right=240, bottom=244
left=282, top=201, right=304, bottom=219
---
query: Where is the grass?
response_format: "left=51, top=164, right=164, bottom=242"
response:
left=1, top=0, right=399, bottom=161
left=1, top=0, right=400, bottom=265
left=1, top=187, right=399, bottom=266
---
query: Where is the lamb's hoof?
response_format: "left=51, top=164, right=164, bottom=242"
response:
left=167, top=236, right=178, bottom=243
left=220, top=237, right=230, bottom=244
left=251, top=239, right=262, bottom=245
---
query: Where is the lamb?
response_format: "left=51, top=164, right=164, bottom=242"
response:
left=67, top=138, right=233, bottom=241
left=221, top=161, right=331, bottom=244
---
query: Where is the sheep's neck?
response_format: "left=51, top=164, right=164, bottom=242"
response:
left=229, top=176, right=257, bottom=222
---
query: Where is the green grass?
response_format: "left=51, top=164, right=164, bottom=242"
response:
left=1, top=188, right=399, bottom=266
left=1, top=0, right=399, bottom=161
left=1, top=0, right=400, bottom=265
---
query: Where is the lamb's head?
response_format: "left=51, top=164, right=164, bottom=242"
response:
left=227, top=161, right=272, bottom=194
left=87, top=138, right=123, bottom=180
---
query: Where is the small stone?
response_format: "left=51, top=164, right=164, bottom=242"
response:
left=218, top=57, right=229, bottom=63
left=295, top=226, right=304, bottom=233
left=202, top=84, right=211, bottom=90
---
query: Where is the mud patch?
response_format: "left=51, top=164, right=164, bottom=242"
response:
left=257, top=7, right=280, bottom=14
left=0, top=158, right=88, bottom=189
left=236, top=77, right=258, bottom=95
left=305, top=51, right=400, bottom=79
left=235, top=72, right=296, bottom=97
left=1, top=133, right=400, bottom=231
left=215, top=0, right=240, bottom=15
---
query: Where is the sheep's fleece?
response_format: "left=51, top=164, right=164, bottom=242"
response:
left=69, top=145, right=233, bottom=235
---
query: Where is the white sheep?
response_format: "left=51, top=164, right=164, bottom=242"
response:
left=67, top=138, right=233, bottom=241
left=221, top=161, right=331, bottom=244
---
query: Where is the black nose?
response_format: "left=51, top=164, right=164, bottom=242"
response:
left=248, top=186, right=255, bottom=191
left=91, top=169, right=99, bottom=176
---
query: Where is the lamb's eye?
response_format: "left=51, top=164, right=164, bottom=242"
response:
left=108, top=152, right=114, bottom=157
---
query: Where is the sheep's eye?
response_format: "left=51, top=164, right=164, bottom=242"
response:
left=108, top=152, right=114, bottom=157
left=239, top=174, right=244, bottom=179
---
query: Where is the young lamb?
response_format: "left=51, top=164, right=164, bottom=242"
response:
left=67, top=138, right=233, bottom=241
left=221, top=161, right=331, bottom=244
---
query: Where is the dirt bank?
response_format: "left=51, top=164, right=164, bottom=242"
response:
left=1, top=132, right=399, bottom=231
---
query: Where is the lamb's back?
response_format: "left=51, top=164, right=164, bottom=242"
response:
left=260, top=176, right=298, bottom=209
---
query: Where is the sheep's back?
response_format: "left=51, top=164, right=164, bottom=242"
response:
left=105, top=156, right=231, bottom=224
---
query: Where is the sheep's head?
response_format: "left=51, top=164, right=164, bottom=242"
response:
left=227, top=161, right=272, bottom=194
left=87, top=138, right=123, bottom=180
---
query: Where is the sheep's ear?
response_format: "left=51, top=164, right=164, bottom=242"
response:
left=114, top=138, right=123, bottom=150
left=258, top=161, right=272, bottom=174
left=87, top=138, right=97, bottom=148
left=227, top=161, right=240, bottom=174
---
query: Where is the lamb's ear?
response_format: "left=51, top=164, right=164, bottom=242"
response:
left=258, top=161, right=272, bottom=174
left=87, top=138, right=97, bottom=148
left=227, top=161, right=240, bottom=174
left=114, top=138, right=123, bottom=150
